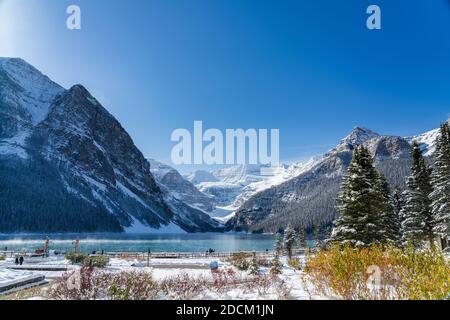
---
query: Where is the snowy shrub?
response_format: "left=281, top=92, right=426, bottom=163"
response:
left=257, top=257, right=272, bottom=268
left=247, top=274, right=272, bottom=294
left=249, top=253, right=260, bottom=275
left=107, top=271, right=158, bottom=300
left=304, top=244, right=450, bottom=300
left=273, top=279, right=292, bottom=300
left=0, top=255, right=5, bottom=261
left=226, top=253, right=251, bottom=271
left=65, top=252, right=87, bottom=264
left=159, top=272, right=208, bottom=299
left=158, top=269, right=291, bottom=300
left=287, top=258, right=302, bottom=270
left=49, top=268, right=157, bottom=300
left=82, top=255, right=109, bottom=268
left=48, top=266, right=293, bottom=300
left=270, top=253, right=282, bottom=275
left=48, top=267, right=108, bottom=300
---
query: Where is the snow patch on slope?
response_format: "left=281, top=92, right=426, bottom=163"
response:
left=124, top=216, right=186, bottom=234
left=0, top=58, right=64, bottom=125
left=187, top=157, right=323, bottom=216
left=406, top=127, right=440, bottom=156
left=0, top=129, right=30, bottom=159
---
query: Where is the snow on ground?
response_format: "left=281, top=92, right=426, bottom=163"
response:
left=0, top=255, right=75, bottom=281
left=0, top=128, right=31, bottom=159
left=0, top=252, right=328, bottom=300
left=0, top=269, right=41, bottom=287
left=105, top=256, right=319, bottom=300
left=210, top=206, right=235, bottom=222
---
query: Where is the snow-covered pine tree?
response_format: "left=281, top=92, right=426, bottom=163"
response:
left=284, top=223, right=296, bottom=258
left=330, top=145, right=386, bottom=246
left=391, top=187, right=405, bottom=216
left=297, top=227, right=307, bottom=248
left=249, top=252, right=260, bottom=275
left=313, top=223, right=322, bottom=248
left=271, top=234, right=283, bottom=275
left=271, top=251, right=282, bottom=275
left=401, top=142, right=434, bottom=246
left=377, top=174, right=401, bottom=245
left=430, top=123, right=450, bottom=249
left=389, top=187, right=405, bottom=245
left=275, top=232, right=283, bottom=254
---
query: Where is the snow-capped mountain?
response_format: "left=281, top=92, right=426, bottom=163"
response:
left=406, top=129, right=440, bottom=156
left=148, top=159, right=216, bottom=212
left=186, top=160, right=322, bottom=213
left=334, top=127, right=380, bottom=153
left=226, top=127, right=413, bottom=233
left=404, top=120, right=450, bottom=157
left=0, top=57, right=64, bottom=159
left=190, top=165, right=272, bottom=208
left=184, top=170, right=219, bottom=185
left=0, top=58, right=220, bottom=233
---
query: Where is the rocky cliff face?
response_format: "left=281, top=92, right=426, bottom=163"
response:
left=148, top=159, right=216, bottom=212
left=0, top=58, right=220, bottom=233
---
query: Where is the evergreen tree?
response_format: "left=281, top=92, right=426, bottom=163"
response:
left=430, top=123, right=450, bottom=249
left=271, top=234, right=283, bottom=275
left=330, top=145, right=386, bottom=246
left=275, top=232, right=283, bottom=254
left=297, top=227, right=307, bottom=248
left=284, top=223, right=296, bottom=258
left=249, top=252, right=260, bottom=275
left=271, top=251, right=282, bottom=275
left=391, top=187, right=405, bottom=216
left=377, top=175, right=401, bottom=244
left=313, top=223, right=322, bottom=248
left=401, top=142, right=434, bottom=246
left=389, top=187, right=405, bottom=245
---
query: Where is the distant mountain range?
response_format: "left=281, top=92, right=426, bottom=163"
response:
left=184, top=161, right=321, bottom=213
left=183, top=123, right=445, bottom=233
left=0, top=57, right=445, bottom=234
left=224, top=127, right=410, bottom=232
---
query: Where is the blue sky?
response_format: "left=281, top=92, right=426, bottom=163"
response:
left=1, top=0, right=449, bottom=172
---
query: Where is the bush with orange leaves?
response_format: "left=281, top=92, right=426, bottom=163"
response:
left=303, top=244, right=450, bottom=300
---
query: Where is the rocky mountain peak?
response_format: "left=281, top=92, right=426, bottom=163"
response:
left=343, top=126, right=379, bottom=145
left=0, top=57, right=64, bottom=124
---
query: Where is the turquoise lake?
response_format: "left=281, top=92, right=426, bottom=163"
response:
left=0, top=233, right=313, bottom=253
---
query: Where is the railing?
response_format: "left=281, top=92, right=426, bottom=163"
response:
left=1, top=248, right=314, bottom=260
left=103, top=248, right=313, bottom=260
left=0, top=251, right=15, bottom=258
